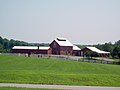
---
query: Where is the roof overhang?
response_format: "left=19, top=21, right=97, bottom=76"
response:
left=12, top=46, right=50, bottom=50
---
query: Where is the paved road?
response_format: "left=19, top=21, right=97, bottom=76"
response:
left=0, top=83, right=120, bottom=90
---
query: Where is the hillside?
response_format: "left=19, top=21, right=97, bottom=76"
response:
left=0, top=54, right=120, bottom=86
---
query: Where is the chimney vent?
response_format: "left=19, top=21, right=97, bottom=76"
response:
left=38, top=46, right=39, bottom=50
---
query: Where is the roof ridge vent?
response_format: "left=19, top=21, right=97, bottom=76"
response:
left=57, top=37, right=66, bottom=41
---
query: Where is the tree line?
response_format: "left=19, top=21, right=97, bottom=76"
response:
left=0, top=36, right=49, bottom=52
left=0, top=36, right=120, bottom=59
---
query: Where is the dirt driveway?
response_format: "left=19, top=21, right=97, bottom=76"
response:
left=0, top=83, right=120, bottom=90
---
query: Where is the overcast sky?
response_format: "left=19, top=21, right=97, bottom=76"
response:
left=0, top=0, right=120, bottom=44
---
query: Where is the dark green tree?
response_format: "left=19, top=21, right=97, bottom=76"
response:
left=9, top=39, right=15, bottom=49
left=3, top=38, right=9, bottom=49
left=85, top=51, right=98, bottom=57
left=103, top=42, right=113, bottom=52
left=112, top=46, right=120, bottom=59
left=0, top=44, right=3, bottom=52
left=0, top=36, right=3, bottom=45
left=115, top=40, right=120, bottom=46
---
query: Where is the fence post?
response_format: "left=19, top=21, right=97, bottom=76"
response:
left=107, top=61, right=108, bottom=64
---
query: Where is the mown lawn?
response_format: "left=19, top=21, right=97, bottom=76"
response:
left=0, top=54, right=120, bottom=86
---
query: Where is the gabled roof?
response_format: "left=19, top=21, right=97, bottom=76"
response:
left=54, top=37, right=73, bottom=46
left=73, top=45, right=81, bottom=50
left=86, top=47, right=110, bottom=54
left=12, top=46, right=50, bottom=50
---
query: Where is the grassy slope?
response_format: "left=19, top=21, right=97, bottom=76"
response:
left=0, top=54, right=120, bottom=86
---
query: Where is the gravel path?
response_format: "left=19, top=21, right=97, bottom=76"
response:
left=0, top=83, right=120, bottom=90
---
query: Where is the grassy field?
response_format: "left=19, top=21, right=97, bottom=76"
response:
left=0, top=54, right=120, bottom=86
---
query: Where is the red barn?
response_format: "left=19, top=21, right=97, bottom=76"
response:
left=49, top=37, right=81, bottom=56
left=49, top=37, right=73, bottom=55
left=12, top=37, right=82, bottom=56
left=73, top=45, right=81, bottom=56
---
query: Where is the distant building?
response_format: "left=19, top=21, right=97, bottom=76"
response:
left=11, top=37, right=110, bottom=57
left=49, top=37, right=73, bottom=55
left=80, top=47, right=110, bottom=57
left=12, top=46, right=52, bottom=55
left=49, top=37, right=81, bottom=55
left=73, top=45, right=81, bottom=56
left=12, top=37, right=81, bottom=56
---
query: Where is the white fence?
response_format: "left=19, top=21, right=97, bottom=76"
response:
left=1, top=53, right=120, bottom=65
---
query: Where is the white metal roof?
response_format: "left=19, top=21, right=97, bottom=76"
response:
left=12, top=46, right=50, bottom=50
left=86, top=47, right=110, bottom=54
left=54, top=37, right=73, bottom=46
left=73, top=45, right=81, bottom=50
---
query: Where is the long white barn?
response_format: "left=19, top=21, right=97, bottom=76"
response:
left=81, top=47, right=110, bottom=57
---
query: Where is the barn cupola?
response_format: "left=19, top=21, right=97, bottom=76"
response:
left=57, top=37, right=66, bottom=41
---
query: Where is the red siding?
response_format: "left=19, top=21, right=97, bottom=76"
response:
left=73, top=50, right=81, bottom=56
left=12, top=49, right=51, bottom=54
left=49, top=40, right=73, bottom=55
left=49, top=40, right=60, bottom=55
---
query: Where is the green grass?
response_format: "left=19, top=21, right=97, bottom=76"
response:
left=0, top=54, right=120, bottom=86
left=0, top=87, right=56, bottom=90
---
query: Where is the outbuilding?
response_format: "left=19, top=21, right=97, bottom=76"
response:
left=12, top=46, right=52, bottom=55
left=49, top=37, right=73, bottom=55
left=73, top=45, right=81, bottom=56
left=80, top=47, right=110, bottom=57
left=49, top=37, right=81, bottom=56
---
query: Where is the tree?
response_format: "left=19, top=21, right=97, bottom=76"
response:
left=118, top=52, right=120, bottom=59
left=0, top=44, right=3, bottom=52
left=0, top=36, right=3, bottom=45
left=103, top=42, right=113, bottom=52
left=9, top=39, right=15, bottom=49
left=112, top=46, right=120, bottom=59
left=3, top=38, right=9, bottom=49
left=115, top=40, right=120, bottom=46
left=85, top=51, right=98, bottom=57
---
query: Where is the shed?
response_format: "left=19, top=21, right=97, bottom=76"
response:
left=81, top=47, right=110, bottom=57
left=73, top=45, right=81, bottom=56
left=12, top=46, right=51, bottom=54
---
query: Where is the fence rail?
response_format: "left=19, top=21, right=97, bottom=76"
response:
left=78, top=58, right=120, bottom=65
left=2, top=53, right=120, bottom=65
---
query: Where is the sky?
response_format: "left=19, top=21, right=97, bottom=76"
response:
left=0, top=0, right=120, bottom=45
